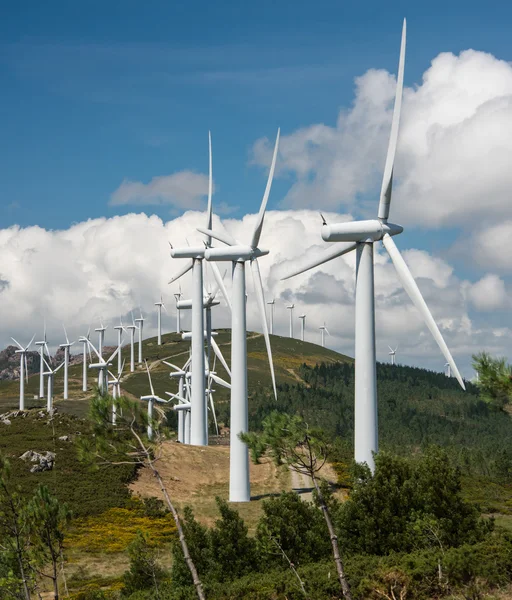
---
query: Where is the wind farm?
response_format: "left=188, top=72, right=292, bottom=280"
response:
left=1, top=7, right=512, bottom=600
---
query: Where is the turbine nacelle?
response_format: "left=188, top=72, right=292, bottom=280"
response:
left=321, top=219, right=403, bottom=243
left=177, top=298, right=220, bottom=310
left=204, top=245, right=269, bottom=262
left=181, top=330, right=218, bottom=341
left=170, top=246, right=206, bottom=260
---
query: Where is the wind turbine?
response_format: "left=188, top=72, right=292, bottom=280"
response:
left=445, top=362, right=451, bottom=378
left=388, top=346, right=398, bottom=365
left=174, top=286, right=183, bottom=333
left=126, top=315, right=137, bottom=373
left=282, top=20, right=465, bottom=472
left=286, top=304, right=295, bottom=338
left=42, top=355, right=64, bottom=412
left=85, top=339, right=121, bottom=396
left=134, top=309, right=144, bottom=364
left=11, top=335, right=35, bottom=410
left=141, top=360, right=167, bottom=440
left=95, top=319, right=107, bottom=359
left=113, top=317, right=126, bottom=374
left=299, top=314, right=306, bottom=342
left=267, top=299, right=275, bottom=335
left=200, top=128, right=280, bottom=502
left=35, top=323, right=49, bottom=399
left=108, top=359, right=125, bottom=424
left=79, top=328, right=92, bottom=392
left=154, top=296, right=167, bottom=346
left=169, top=132, right=231, bottom=447
left=319, top=323, right=330, bottom=348
left=59, top=326, right=75, bottom=401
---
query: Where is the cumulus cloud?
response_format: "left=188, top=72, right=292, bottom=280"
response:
left=252, top=49, right=512, bottom=234
left=110, top=171, right=211, bottom=209
left=468, top=274, right=509, bottom=311
left=0, top=210, right=508, bottom=379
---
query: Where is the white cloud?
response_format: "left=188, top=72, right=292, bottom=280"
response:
left=252, top=49, right=512, bottom=230
left=110, top=171, right=211, bottom=209
left=468, top=274, right=509, bottom=311
left=1, top=210, right=509, bottom=379
left=470, top=221, right=512, bottom=272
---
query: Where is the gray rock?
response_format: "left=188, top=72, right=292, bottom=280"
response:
left=58, top=435, right=69, bottom=442
left=20, top=450, right=55, bottom=472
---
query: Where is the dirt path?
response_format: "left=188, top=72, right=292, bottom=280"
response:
left=290, top=468, right=314, bottom=502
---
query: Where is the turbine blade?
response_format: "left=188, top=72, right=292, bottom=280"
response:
left=382, top=233, right=465, bottom=390
left=251, top=258, right=277, bottom=400
left=250, top=128, right=280, bottom=249
left=196, top=227, right=236, bottom=247
left=281, top=242, right=357, bottom=281
left=325, top=328, right=330, bottom=336
left=388, top=345, right=394, bottom=352
left=210, top=262, right=232, bottom=311
left=210, top=373, right=231, bottom=389
left=26, top=334, right=35, bottom=350
left=24, top=355, right=28, bottom=383
left=168, top=260, right=193, bottom=285
left=11, top=337, right=23, bottom=350
left=377, top=19, right=406, bottom=222
left=145, top=360, right=155, bottom=396
left=162, top=360, right=183, bottom=372
left=107, top=345, right=121, bottom=364
left=210, top=337, right=231, bottom=378
left=205, top=131, right=213, bottom=245
left=209, top=391, right=219, bottom=435
left=63, top=324, right=69, bottom=345
left=42, top=356, right=52, bottom=371
left=55, top=361, right=65, bottom=373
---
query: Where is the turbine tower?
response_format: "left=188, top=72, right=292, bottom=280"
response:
left=286, top=304, right=295, bottom=338
left=299, top=314, right=306, bottom=342
left=141, top=360, right=168, bottom=440
left=11, top=335, right=35, bottom=410
left=59, top=326, right=75, bottom=401
left=174, top=287, right=182, bottom=333
left=200, top=128, right=280, bottom=502
left=445, top=362, right=451, bottom=378
left=267, top=299, right=275, bottom=335
left=79, top=329, right=91, bottom=392
left=126, top=318, right=137, bottom=373
left=282, top=20, right=465, bottom=472
left=319, top=323, right=329, bottom=348
left=95, top=320, right=107, bottom=358
left=113, top=318, right=126, bottom=374
left=35, top=323, right=49, bottom=399
left=169, top=132, right=230, bottom=447
left=388, top=345, right=398, bottom=365
left=134, top=310, right=144, bottom=364
left=42, top=355, right=64, bottom=412
left=155, top=296, right=167, bottom=346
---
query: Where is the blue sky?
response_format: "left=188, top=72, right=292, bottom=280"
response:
left=1, top=0, right=511, bottom=375
left=2, top=0, right=512, bottom=232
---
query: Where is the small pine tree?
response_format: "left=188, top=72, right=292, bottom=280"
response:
left=122, top=530, right=167, bottom=597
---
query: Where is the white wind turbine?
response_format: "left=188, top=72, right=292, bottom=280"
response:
left=282, top=20, right=465, bottom=471
left=79, top=328, right=92, bottom=392
left=154, top=296, right=167, bottom=346
left=11, top=335, right=35, bottom=410
left=174, top=286, right=183, bottom=333
left=42, top=355, right=64, bottom=412
left=141, top=360, right=168, bottom=440
left=286, top=304, right=295, bottom=338
left=267, top=299, right=275, bottom=335
left=299, top=314, right=306, bottom=342
left=85, top=339, right=121, bottom=396
left=388, top=345, right=398, bottom=365
left=108, top=359, right=125, bottom=424
left=200, top=128, right=280, bottom=502
left=319, top=323, right=330, bottom=348
left=134, top=309, right=144, bottom=364
left=126, top=315, right=137, bottom=373
left=60, top=326, right=75, bottom=401
left=113, top=317, right=127, bottom=374
left=95, top=319, right=107, bottom=358
left=35, top=323, right=49, bottom=399
left=445, top=362, right=451, bottom=378
left=169, top=132, right=231, bottom=447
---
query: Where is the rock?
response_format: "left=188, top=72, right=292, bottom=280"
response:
left=2, top=419, right=11, bottom=425
left=20, top=450, right=55, bottom=472
left=58, top=435, right=69, bottom=442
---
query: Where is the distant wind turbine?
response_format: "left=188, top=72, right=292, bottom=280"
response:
left=286, top=304, right=295, bottom=338
left=299, top=314, right=306, bottom=342
left=154, top=296, right=167, bottom=346
left=59, top=326, right=75, bottom=401
left=267, top=299, right=275, bottom=335
left=388, top=345, right=398, bottom=366
left=319, top=323, right=329, bottom=348
left=11, top=335, right=35, bottom=410
left=134, top=309, right=144, bottom=364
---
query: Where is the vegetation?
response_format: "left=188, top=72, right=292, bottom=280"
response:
left=472, top=351, right=512, bottom=410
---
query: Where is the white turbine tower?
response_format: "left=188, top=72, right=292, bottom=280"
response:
left=95, top=320, right=107, bottom=358
left=60, top=326, right=75, bottom=401
left=299, top=314, right=306, bottom=342
left=174, top=287, right=183, bottom=333
left=319, top=323, right=330, bottom=348
left=282, top=20, right=465, bottom=472
left=200, top=128, right=280, bottom=502
left=85, top=339, right=121, bottom=397
left=79, top=328, right=92, bottom=392
left=113, top=317, right=126, bottom=374
left=35, top=323, right=49, bottom=399
left=126, top=316, right=137, bottom=373
left=169, top=132, right=230, bottom=447
left=267, top=299, right=275, bottom=335
left=445, top=362, right=451, bottom=378
left=154, top=296, right=167, bottom=346
left=286, top=304, right=295, bottom=338
left=388, top=346, right=398, bottom=365
left=42, top=356, right=64, bottom=412
left=141, top=360, right=168, bottom=440
left=108, top=359, right=125, bottom=424
left=134, top=309, right=144, bottom=364
left=11, top=335, right=35, bottom=411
